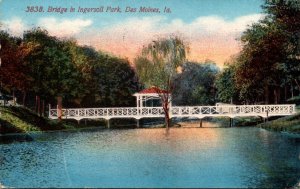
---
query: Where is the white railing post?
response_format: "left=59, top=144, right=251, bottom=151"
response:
left=48, top=104, right=51, bottom=117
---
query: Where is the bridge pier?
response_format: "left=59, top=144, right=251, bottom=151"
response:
left=106, top=119, right=110, bottom=129
left=229, top=118, right=234, bottom=127
left=137, top=119, right=140, bottom=128
left=199, top=119, right=202, bottom=128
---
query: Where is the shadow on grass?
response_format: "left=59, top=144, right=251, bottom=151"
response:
left=0, top=119, right=24, bottom=134
left=0, top=106, right=66, bottom=132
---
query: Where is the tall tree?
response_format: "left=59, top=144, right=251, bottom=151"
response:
left=23, top=28, right=57, bottom=114
left=266, top=0, right=300, bottom=97
left=0, top=31, right=32, bottom=105
left=71, top=47, right=141, bottom=108
left=215, top=62, right=239, bottom=104
left=173, top=61, right=219, bottom=105
left=232, top=0, right=300, bottom=104
left=42, top=42, right=83, bottom=115
left=135, top=36, right=188, bottom=129
left=94, top=55, right=140, bottom=107
left=24, top=28, right=83, bottom=118
left=60, top=40, right=89, bottom=107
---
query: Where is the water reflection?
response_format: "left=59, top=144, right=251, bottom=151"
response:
left=0, top=134, right=33, bottom=144
left=0, top=127, right=299, bottom=188
left=178, top=120, right=220, bottom=128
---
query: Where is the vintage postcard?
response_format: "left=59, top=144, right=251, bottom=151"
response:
left=0, top=0, right=299, bottom=188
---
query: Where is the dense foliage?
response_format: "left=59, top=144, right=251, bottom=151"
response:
left=216, top=0, right=300, bottom=104
left=173, top=61, right=219, bottom=105
left=0, top=28, right=140, bottom=115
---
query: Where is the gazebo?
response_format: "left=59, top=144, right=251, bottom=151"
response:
left=132, top=86, right=171, bottom=128
left=133, top=86, right=171, bottom=108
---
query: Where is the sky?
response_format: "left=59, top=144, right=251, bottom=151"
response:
left=0, top=0, right=265, bottom=67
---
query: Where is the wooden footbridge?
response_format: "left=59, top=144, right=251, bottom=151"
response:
left=48, top=87, right=296, bottom=128
left=48, top=104, right=296, bottom=127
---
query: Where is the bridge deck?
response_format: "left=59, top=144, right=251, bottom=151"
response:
left=49, top=104, right=296, bottom=120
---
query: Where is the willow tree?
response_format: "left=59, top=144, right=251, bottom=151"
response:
left=135, top=36, right=188, bottom=129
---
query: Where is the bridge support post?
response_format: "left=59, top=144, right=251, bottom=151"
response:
left=199, top=119, right=202, bottom=128
left=229, top=118, right=233, bottom=127
left=263, top=117, right=268, bottom=124
left=106, top=119, right=110, bottom=129
left=137, top=119, right=140, bottom=128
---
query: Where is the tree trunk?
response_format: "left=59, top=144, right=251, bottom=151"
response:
left=291, top=83, right=294, bottom=98
left=22, top=91, right=26, bottom=106
left=57, top=96, right=63, bottom=121
left=163, top=101, right=170, bottom=129
left=35, top=95, right=38, bottom=113
left=285, top=85, right=287, bottom=101
left=277, top=88, right=281, bottom=104
left=42, top=100, right=45, bottom=117
left=274, top=89, right=277, bottom=104
left=12, top=89, right=16, bottom=105
left=37, top=96, right=41, bottom=116
left=165, top=109, right=170, bottom=129
left=294, top=79, right=300, bottom=91
left=265, top=85, right=269, bottom=104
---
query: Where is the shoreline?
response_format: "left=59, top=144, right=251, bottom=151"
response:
left=1, top=106, right=299, bottom=135
left=256, top=112, right=300, bottom=134
left=1, top=123, right=300, bottom=137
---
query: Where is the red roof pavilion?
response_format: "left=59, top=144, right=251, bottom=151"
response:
left=133, top=86, right=171, bottom=107
left=134, top=86, right=169, bottom=95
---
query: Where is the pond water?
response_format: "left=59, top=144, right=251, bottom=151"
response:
left=0, top=126, right=300, bottom=188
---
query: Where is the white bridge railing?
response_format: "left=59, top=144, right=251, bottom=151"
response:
left=49, top=104, right=296, bottom=121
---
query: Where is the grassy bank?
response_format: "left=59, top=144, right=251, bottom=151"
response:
left=0, top=106, right=146, bottom=135
left=0, top=106, right=108, bottom=134
left=257, top=112, right=300, bottom=133
left=0, top=106, right=149, bottom=135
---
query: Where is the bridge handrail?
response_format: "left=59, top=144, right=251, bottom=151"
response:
left=48, top=104, right=296, bottom=119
